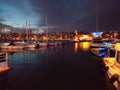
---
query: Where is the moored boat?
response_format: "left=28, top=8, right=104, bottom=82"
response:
left=38, top=41, right=48, bottom=47
left=90, top=47, right=107, bottom=57
left=90, top=39, right=105, bottom=48
left=24, top=43, right=38, bottom=48
left=90, top=39, right=113, bottom=48
left=0, top=52, right=11, bottom=73
left=0, top=45, right=24, bottom=49
left=0, top=41, right=24, bottom=49
left=103, top=43, right=120, bottom=90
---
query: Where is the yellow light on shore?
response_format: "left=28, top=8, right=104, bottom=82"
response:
left=43, top=36, right=48, bottom=40
left=79, top=35, right=92, bottom=41
left=31, top=37, right=34, bottom=40
left=16, top=37, right=19, bottom=40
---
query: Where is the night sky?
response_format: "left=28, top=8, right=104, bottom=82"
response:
left=0, top=0, right=120, bottom=32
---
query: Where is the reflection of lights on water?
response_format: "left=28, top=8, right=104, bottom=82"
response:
left=79, top=42, right=90, bottom=51
left=74, top=42, right=90, bottom=53
left=74, top=43, right=78, bottom=53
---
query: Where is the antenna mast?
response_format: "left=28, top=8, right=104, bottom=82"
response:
left=96, top=0, right=98, bottom=32
left=46, top=16, right=49, bottom=38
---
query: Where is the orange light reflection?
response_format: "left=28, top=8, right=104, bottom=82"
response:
left=79, top=42, right=90, bottom=51
left=74, top=43, right=78, bottom=53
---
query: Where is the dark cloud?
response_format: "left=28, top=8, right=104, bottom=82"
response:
left=98, top=0, right=120, bottom=31
left=1, top=0, right=120, bottom=31
left=29, top=0, right=97, bottom=31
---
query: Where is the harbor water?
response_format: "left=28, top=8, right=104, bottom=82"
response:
left=0, top=42, right=116, bottom=90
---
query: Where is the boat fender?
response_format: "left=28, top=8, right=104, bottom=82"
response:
left=110, top=74, right=119, bottom=84
left=36, top=44, right=39, bottom=48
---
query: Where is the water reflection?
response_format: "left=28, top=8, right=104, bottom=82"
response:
left=74, top=42, right=90, bottom=53
left=0, top=43, right=113, bottom=90
left=74, top=42, right=78, bottom=53
left=47, top=45, right=74, bottom=58
left=0, top=49, right=24, bottom=53
left=0, top=72, right=9, bottom=90
left=79, top=42, right=90, bottom=51
left=0, top=53, right=10, bottom=90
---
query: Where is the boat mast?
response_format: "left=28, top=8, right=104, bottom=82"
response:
left=46, top=16, right=49, bottom=40
left=25, top=16, right=28, bottom=40
left=28, top=20, right=30, bottom=40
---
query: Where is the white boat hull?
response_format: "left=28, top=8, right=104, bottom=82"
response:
left=0, top=45, right=24, bottom=49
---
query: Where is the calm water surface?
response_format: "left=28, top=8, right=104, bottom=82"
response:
left=0, top=42, right=116, bottom=90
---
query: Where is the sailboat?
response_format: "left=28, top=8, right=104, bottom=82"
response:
left=89, top=0, right=114, bottom=57
left=23, top=19, right=39, bottom=48
left=0, top=40, right=24, bottom=49
left=90, top=0, right=106, bottom=56
left=38, top=16, right=57, bottom=47
left=38, top=16, right=49, bottom=47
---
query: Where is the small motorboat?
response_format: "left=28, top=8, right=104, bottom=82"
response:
left=90, top=47, right=108, bottom=57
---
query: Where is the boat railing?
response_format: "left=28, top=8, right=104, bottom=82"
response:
left=0, top=52, right=10, bottom=73
left=0, top=53, right=8, bottom=62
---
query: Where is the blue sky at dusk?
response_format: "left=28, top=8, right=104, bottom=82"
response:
left=0, top=0, right=38, bottom=28
left=0, top=0, right=120, bottom=32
